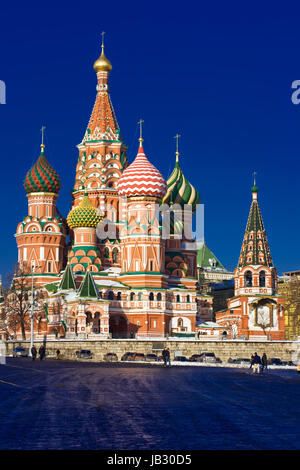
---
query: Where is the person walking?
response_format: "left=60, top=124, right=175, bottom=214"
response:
left=252, top=352, right=262, bottom=373
left=262, top=353, right=268, bottom=372
left=39, top=344, right=46, bottom=361
left=162, top=347, right=171, bottom=368
left=31, top=345, right=37, bottom=361
left=249, top=354, right=254, bottom=369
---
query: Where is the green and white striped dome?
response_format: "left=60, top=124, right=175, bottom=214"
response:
left=162, top=161, right=200, bottom=212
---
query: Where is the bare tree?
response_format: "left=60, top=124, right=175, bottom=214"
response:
left=2, top=267, right=46, bottom=340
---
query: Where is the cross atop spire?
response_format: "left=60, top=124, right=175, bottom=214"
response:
left=138, top=119, right=144, bottom=144
left=101, top=31, right=105, bottom=49
left=40, top=126, right=46, bottom=153
left=174, top=133, right=181, bottom=162
left=251, top=170, right=258, bottom=198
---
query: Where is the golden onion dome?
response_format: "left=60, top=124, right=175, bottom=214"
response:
left=67, top=192, right=103, bottom=229
left=93, top=45, right=112, bottom=73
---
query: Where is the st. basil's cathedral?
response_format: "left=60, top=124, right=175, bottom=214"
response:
left=12, top=40, right=285, bottom=340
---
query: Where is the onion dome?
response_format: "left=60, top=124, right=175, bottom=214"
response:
left=67, top=192, right=102, bottom=229
left=24, top=144, right=60, bottom=194
left=162, top=158, right=200, bottom=213
left=117, top=143, right=167, bottom=199
left=93, top=43, right=112, bottom=73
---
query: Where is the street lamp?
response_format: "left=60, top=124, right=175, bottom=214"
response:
left=29, top=264, right=42, bottom=356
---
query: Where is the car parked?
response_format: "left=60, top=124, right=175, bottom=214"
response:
left=121, top=352, right=135, bottom=361
left=133, top=353, right=146, bottom=361
left=190, top=352, right=216, bottom=363
left=236, top=358, right=251, bottom=366
left=75, top=349, right=93, bottom=359
left=189, top=354, right=203, bottom=362
left=145, top=353, right=159, bottom=362
left=268, top=358, right=282, bottom=365
left=174, top=356, right=189, bottom=362
left=103, top=352, right=118, bottom=362
left=13, top=347, right=28, bottom=357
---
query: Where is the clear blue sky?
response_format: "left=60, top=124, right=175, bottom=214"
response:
left=0, top=0, right=299, bottom=275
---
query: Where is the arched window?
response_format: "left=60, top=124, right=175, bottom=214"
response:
left=149, top=292, right=154, bottom=301
left=103, top=247, right=109, bottom=259
left=130, top=292, right=135, bottom=301
left=112, top=248, right=119, bottom=264
left=245, top=271, right=253, bottom=287
left=137, top=292, right=142, bottom=301
left=117, top=292, right=121, bottom=300
left=176, top=294, right=180, bottom=303
left=187, top=295, right=190, bottom=303
left=178, top=318, right=183, bottom=327
left=259, top=271, right=266, bottom=287
left=157, top=293, right=162, bottom=301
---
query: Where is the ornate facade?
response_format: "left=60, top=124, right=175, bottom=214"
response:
left=215, top=184, right=285, bottom=340
left=12, top=40, right=212, bottom=340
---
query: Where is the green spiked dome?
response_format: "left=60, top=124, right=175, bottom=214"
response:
left=24, top=146, right=61, bottom=194
left=162, top=160, right=200, bottom=212
left=67, top=192, right=102, bottom=229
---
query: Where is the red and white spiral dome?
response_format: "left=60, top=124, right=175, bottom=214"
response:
left=117, top=144, right=167, bottom=198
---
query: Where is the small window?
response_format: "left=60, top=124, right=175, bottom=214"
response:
left=245, top=271, right=253, bottom=287
left=149, top=292, right=154, bottom=301
left=176, top=295, right=180, bottom=303
left=187, top=295, right=190, bottom=303
left=157, top=293, right=162, bottom=301
left=130, top=292, right=135, bottom=301
left=259, top=271, right=266, bottom=287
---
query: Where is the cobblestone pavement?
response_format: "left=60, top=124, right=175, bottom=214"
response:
left=0, top=358, right=299, bottom=450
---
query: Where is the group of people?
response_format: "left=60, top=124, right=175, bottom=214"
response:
left=30, top=344, right=46, bottom=361
left=250, top=352, right=268, bottom=373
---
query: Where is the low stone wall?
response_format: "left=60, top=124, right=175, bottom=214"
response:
left=5, top=339, right=300, bottom=363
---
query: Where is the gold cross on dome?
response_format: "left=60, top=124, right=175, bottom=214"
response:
left=174, top=133, right=181, bottom=161
left=40, top=126, right=46, bottom=150
left=138, top=119, right=144, bottom=143
left=101, top=31, right=105, bottom=48
left=253, top=171, right=257, bottom=186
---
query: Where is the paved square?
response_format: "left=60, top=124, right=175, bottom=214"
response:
left=0, top=358, right=299, bottom=450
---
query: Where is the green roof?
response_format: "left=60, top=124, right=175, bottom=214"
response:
left=78, top=270, right=99, bottom=299
left=238, top=191, right=273, bottom=268
left=59, top=264, right=76, bottom=291
left=197, top=242, right=225, bottom=270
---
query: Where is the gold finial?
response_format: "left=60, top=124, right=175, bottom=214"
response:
left=40, top=126, right=46, bottom=153
left=101, top=31, right=105, bottom=49
left=93, top=32, right=112, bottom=73
left=138, top=119, right=144, bottom=144
left=174, top=133, right=181, bottom=162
